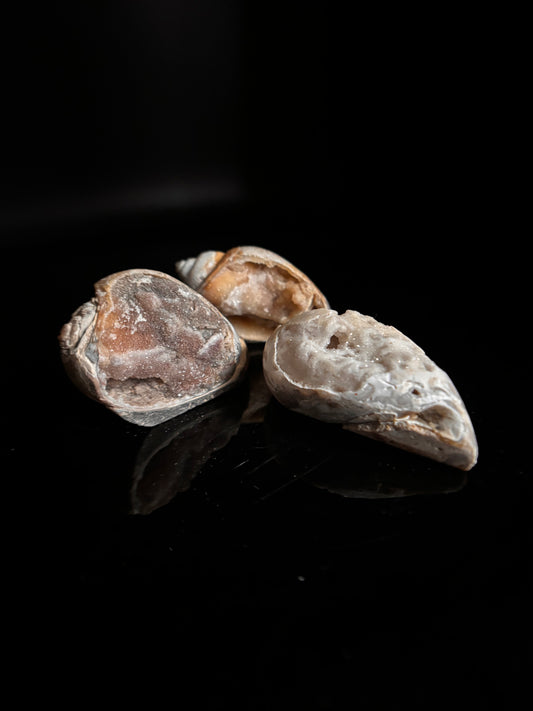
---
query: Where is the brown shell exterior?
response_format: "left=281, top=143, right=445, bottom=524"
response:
left=193, top=246, right=329, bottom=342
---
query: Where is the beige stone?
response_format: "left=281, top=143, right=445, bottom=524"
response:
left=262, top=308, right=478, bottom=470
left=176, top=246, right=329, bottom=342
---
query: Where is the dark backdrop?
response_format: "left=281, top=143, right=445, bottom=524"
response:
left=1, top=2, right=497, bottom=244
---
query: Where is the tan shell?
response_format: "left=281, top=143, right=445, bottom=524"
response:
left=175, top=246, right=329, bottom=342
left=59, top=269, right=247, bottom=426
left=262, top=308, right=478, bottom=471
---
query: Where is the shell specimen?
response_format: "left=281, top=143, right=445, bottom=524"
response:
left=176, top=245, right=329, bottom=342
left=58, top=269, right=247, bottom=426
left=262, top=308, right=478, bottom=470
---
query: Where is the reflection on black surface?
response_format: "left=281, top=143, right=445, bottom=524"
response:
left=130, top=351, right=271, bottom=515
left=304, top=462, right=467, bottom=499
left=263, top=403, right=468, bottom=499
left=239, top=346, right=272, bottom=424
left=130, top=385, right=248, bottom=514
left=130, top=351, right=468, bottom=514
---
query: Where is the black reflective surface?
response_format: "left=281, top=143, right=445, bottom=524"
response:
left=3, top=214, right=528, bottom=707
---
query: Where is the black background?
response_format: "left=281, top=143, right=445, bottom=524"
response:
left=2, top=3, right=528, bottom=708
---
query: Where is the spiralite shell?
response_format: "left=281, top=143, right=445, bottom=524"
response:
left=262, top=308, right=478, bottom=470
left=176, top=246, right=329, bottom=342
left=58, top=269, right=247, bottom=426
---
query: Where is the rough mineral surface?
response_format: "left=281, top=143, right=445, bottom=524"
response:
left=59, top=269, right=247, bottom=426
left=176, top=246, right=329, bottom=342
left=262, top=308, right=478, bottom=470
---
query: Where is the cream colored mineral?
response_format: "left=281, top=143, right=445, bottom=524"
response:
left=262, top=308, right=478, bottom=470
left=176, top=246, right=329, bottom=342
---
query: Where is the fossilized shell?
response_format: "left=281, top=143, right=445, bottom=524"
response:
left=59, top=269, right=247, bottom=426
left=176, top=250, right=225, bottom=290
left=175, top=245, right=329, bottom=342
left=262, top=308, right=478, bottom=471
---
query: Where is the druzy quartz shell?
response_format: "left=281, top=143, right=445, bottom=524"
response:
left=58, top=269, right=247, bottom=426
left=263, top=309, right=478, bottom=471
left=176, top=246, right=329, bottom=342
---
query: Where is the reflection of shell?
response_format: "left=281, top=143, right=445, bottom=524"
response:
left=263, top=308, right=478, bottom=471
left=130, top=388, right=247, bottom=514
left=59, top=269, right=247, bottom=426
left=176, top=246, right=329, bottom=342
left=304, top=465, right=468, bottom=499
left=240, top=349, right=272, bottom=424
